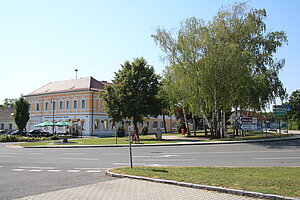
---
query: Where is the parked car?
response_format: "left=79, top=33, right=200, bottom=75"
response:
left=27, top=129, right=52, bottom=137
left=10, top=130, right=27, bottom=136
left=0, top=130, right=7, bottom=135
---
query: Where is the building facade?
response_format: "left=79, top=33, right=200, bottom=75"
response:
left=0, top=108, right=17, bottom=133
left=25, top=77, right=177, bottom=136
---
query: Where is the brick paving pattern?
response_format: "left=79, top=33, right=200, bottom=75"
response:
left=16, top=178, right=259, bottom=200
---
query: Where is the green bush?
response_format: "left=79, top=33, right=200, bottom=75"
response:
left=289, top=121, right=300, bottom=130
left=50, top=134, right=60, bottom=140
left=141, top=126, right=148, bottom=135
left=116, top=125, right=125, bottom=137
left=0, top=135, right=21, bottom=142
left=176, top=121, right=186, bottom=133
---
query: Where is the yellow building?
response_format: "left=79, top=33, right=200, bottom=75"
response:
left=25, top=77, right=177, bottom=136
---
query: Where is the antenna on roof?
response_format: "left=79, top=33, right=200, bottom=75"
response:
left=75, top=69, right=78, bottom=79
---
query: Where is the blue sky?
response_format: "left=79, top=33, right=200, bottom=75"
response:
left=0, top=0, right=299, bottom=107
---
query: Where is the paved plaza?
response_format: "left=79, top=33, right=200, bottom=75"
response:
left=16, top=178, right=259, bottom=200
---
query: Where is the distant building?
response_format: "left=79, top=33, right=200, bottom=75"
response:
left=24, top=76, right=177, bottom=136
left=0, top=108, right=17, bottom=132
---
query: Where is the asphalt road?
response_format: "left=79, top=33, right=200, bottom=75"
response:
left=0, top=139, right=299, bottom=199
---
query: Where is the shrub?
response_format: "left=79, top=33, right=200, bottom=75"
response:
left=141, top=126, right=148, bottom=135
left=116, top=125, right=125, bottom=137
left=0, top=135, right=20, bottom=142
left=50, top=134, right=60, bottom=140
left=176, top=121, right=186, bottom=133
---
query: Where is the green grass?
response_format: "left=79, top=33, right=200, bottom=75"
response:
left=18, top=135, right=175, bottom=147
left=111, top=167, right=300, bottom=198
left=16, top=132, right=293, bottom=147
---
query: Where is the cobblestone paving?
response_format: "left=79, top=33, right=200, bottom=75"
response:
left=16, top=178, right=259, bottom=200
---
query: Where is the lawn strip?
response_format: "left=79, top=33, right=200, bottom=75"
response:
left=111, top=167, right=300, bottom=198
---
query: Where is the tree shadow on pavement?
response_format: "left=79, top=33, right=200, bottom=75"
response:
left=251, top=139, right=300, bottom=149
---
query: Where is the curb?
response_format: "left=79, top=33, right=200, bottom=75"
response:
left=17, top=135, right=300, bottom=148
left=105, top=169, right=299, bottom=200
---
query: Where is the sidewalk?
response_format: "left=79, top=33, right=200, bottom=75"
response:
left=16, top=178, right=260, bottom=200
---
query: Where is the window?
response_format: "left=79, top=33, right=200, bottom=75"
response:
left=45, top=102, right=48, bottom=110
left=103, top=119, right=108, bottom=131
left=52, top=102, right=56, bottom=110
left=66, top=101, right=70, bottom=109
left=153, top=121, right=158, bottom=129
left=94, top=119, right=99, bottom=130
left=9, top=123, right=12, bottom=129
left=59, top=101, right=63, bottom=110
left=36, top=103, right=39, bottom=111
left=160, top=121, right=164, bottom=128
left=1, top=123, right=4, bottom=129
left=81, top=120, right=85, bottom=130
left=81, top=100, right=86, bottom=109
left=146, top=121, right=150, bottom=128
left=74, top=100, right=78, bottom=109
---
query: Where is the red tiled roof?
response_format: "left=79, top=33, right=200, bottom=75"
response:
left=25, top=77, right=107, bottom=96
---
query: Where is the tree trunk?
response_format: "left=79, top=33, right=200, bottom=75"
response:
left=133, top=118, right=139, bottom=139
left=170, top=115, right=173, bottom=134
left=193, top=115, right=197, bottom=136
left=163, top=114, right=167, bottom=134
left=183, top=107, right=190, bottom=136
left=221, top=109, right=227, bottom=138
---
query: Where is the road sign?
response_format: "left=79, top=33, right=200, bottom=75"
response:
left=241, top=124, right=257, bottom=131
left=274, top=111, right=286, bottom=116
left=269, top=122, right=278, bottom=130
left=240, top=117, right=257, bottom=124
left=273, top=105, right=291, bottom=112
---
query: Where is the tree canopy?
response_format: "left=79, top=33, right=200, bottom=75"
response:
left=152, top=3, right=287, bottom=138
left=102, top=57, right=162, bottom=134
left=13, top=96, right=30, bottom=132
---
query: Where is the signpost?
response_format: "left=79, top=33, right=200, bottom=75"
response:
left=240, top=117, right=258, bottom=131
left=272, top=105, right=291, bottom=134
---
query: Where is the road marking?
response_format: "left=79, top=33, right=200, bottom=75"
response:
left=58, top=157, right=98, bottom=161
left=74, top=168, right=105, bottom=170
left=166, top=150, right=300, bottom=155
left=146, top=164, right=169, bottom=167
left=256, top=157, right=300, bottom=160
left=133, top=155, right=179, bottom=158
left=28, top=153, right=45, bottom=155
left=113, top=163, right=146, bottom=166
left=0, top=166, right=3, bottom=168
left=19, top=166, right=56, bottom=169
left=0, top=153, right=21, bottom=155
left=86, top=170, right=102, bottom=173
left=141, top=159, right=195, bottom=162
left=62, top=153, right=84, bottom=156
left=0, top=155, right=14, bottom=158
left=11, top=169, right=25, bottom=172
left=48, top=170, right=61, bottom=172
left=28, top=169, right=43, bottom=172
left=67, top=170, right=80, bottom=173
left=102, top=153, right=126, bottom=156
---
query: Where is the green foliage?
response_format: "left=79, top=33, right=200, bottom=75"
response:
left=116, top=125, right=125, bottom=137
left=102, top=57, right=162, bottom=133
left=287, top=90, right=300, bottom=129
left=141, top=126, right=148, bottom=135
left=13, top=96, right=30, bottom=132
left=50, top=134, right=60, bottom=140
left=0, top=135, right=20, bottom=142
left=176, top=121, right=186, bottom=133
left=0, top=98, right=17, bottom=108
left=152, top=3, right=288, bottom=138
